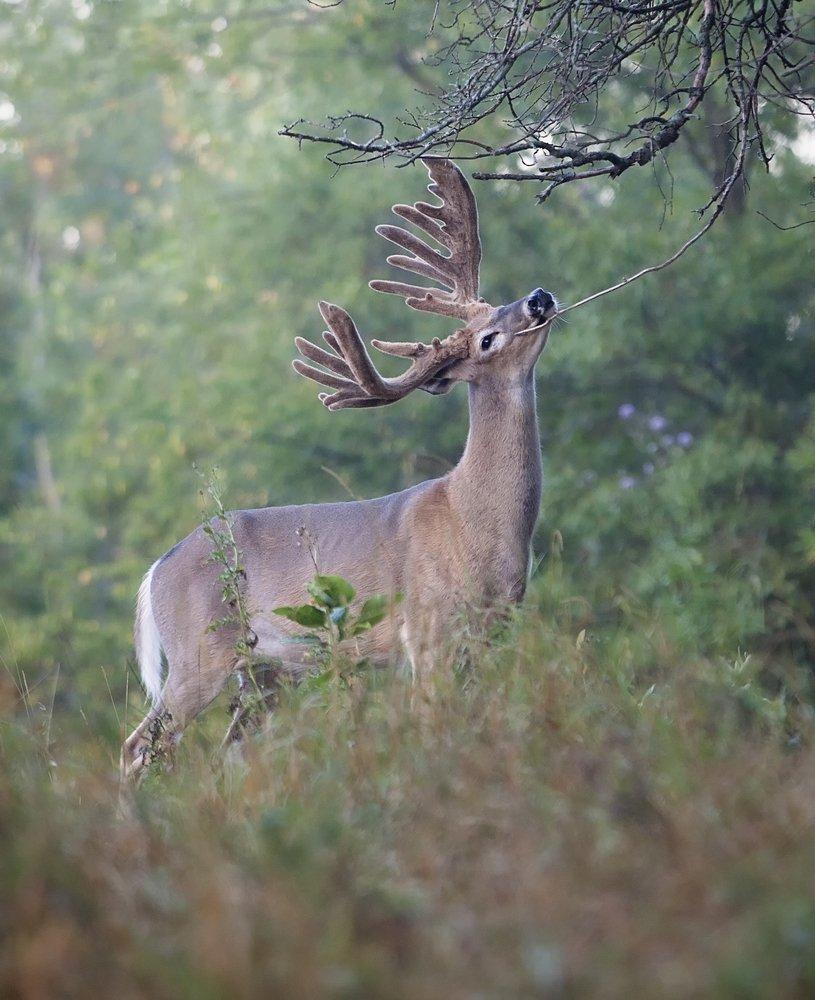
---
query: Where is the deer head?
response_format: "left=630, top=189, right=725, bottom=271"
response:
left=292, top=158, right=558, bottom=409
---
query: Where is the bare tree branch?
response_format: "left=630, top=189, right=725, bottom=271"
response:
left=280, top=0, right=813, bottom=202
left=280, top=0, right=813, bottom=301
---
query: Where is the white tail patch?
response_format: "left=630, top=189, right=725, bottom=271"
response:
left=134, top=560, right=164, bottom=704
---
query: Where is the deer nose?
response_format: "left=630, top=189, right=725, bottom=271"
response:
left=527, top=288, right=555, bottom=317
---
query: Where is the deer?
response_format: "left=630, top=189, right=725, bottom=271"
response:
left=122, top=158, right=558, bottom=778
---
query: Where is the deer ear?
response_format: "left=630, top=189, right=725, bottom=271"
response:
left=420, top=357, right=474, bottom=394
left=421, top=377, right=457, bottom=396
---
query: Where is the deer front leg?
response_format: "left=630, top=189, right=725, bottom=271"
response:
left=402, top=568, right=464, bottom=707
left=221, top=660, right=283, bottom=748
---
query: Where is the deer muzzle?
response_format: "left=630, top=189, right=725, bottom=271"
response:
left=526, top=288, right=558, bottom=321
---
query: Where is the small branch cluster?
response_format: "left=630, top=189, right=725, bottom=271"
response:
left=198, top=470, right=277, bottom=746
left=198, top=470, right=257, bottom=660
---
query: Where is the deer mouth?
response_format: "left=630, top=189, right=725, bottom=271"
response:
left=519, top=308, right=557, bottom=335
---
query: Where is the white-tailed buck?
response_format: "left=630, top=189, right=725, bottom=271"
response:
left=123, top=158, right=557, bottom=777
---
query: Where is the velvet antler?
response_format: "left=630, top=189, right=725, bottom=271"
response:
left=292, top=160, right=490, bottom=409
left=369, top=158, right=490, bottom=322
left=292, top=302, right=470, bottom=410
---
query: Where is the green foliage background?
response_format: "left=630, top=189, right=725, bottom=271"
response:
left=0, top=0, right=813, bottom=726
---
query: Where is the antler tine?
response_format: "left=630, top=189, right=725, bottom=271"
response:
left=322, top=330, right=343, bottom=356
left=369, top=158, right=486, bottom=321
left=369, top=283, right=480, bottom=320
left=291, top=359, right=357, bottom=392
left=292, top=301, right=470, bottom=410
left=317, top=301, right=391, bottom=398
left=372, top=337, right=440, bottom=358
left=293, top=335, right=353, bottom=379
left=318, top=389, right=384, bottom=410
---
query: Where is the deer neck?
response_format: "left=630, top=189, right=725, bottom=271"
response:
left=447, top=373, right=542, bottom=584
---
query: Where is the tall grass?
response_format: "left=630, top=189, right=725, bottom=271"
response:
left=2, top=603, right=814, bottom=998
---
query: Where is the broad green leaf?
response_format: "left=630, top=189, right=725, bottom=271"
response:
left=307, top=574, right=356, bottom=608
left=355, top=595, right=390, bottom=629
left=272, top=604, right=327, bottom=628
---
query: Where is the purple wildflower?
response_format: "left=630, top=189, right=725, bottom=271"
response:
left=677, top=431, right=694, bottom=447
left=618, top=403, right=636, bottom=420
left=619, top=475, right=637, bottom=490
left=648, top=414, right=667, bottom=432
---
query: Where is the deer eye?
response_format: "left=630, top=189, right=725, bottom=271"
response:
left=480, top=333, right=496, bottom=352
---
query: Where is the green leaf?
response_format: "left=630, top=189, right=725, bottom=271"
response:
left=329, top=605, right=348, bottom=625
left=278, top=634, right=326, bottom=647
left=305, top=669, right=334, bottom=690
left=206, top=615, right=237, bottom=633
left=307, top=574, right=356, bottom=608
left=272, top=604, right=327, bottom=628
left=354, top=594, right=390, bottom=630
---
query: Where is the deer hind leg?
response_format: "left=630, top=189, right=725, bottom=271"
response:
left=121, top=638, right=238, bottom=781
left=121, top=704, right=171, bottom=781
